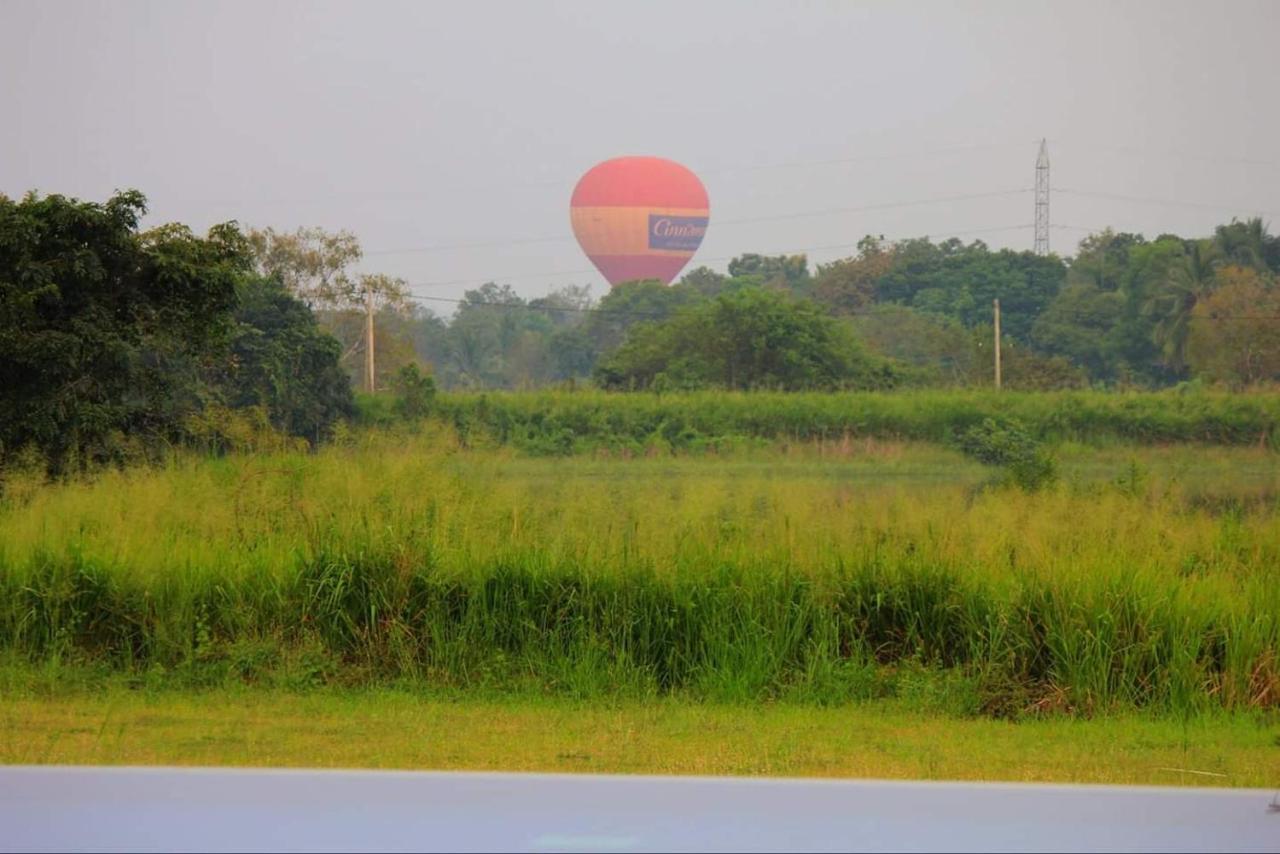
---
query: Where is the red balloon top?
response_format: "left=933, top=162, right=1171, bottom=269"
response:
left=570, top=156, right=708, bottom=209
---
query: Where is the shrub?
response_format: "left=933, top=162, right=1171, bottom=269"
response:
left=393, top=364, right=437, bottom=421
left=956, top=418, right=1058, bottom=491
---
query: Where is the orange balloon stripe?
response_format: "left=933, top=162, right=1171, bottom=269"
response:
left=569, top=206, right=710, bottom=257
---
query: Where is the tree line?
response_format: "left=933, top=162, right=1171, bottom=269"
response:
left=340, top=220, right=1280, bottom=392
left=3, top=188, right=1279, bottom=470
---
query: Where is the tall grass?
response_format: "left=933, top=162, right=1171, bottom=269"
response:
left=412, top=388, right=1280, bottom=454
left=1, top=430, right=1277, bottom=715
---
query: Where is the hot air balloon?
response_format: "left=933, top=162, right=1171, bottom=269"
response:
left=570, top=156, right=709, bottom=287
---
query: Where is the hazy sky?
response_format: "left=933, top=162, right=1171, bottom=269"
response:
left=3, top=0, right=1278, bottom=309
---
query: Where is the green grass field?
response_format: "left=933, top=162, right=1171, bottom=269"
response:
left=2, top=422, right=1279, bottom=783
left=4, top=683, right=1277, bottom=787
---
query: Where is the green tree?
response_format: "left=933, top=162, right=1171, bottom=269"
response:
left=1030, top=282, right=1125, bottom=379
left=726, top=253, right=810, bottom=293
left=874, top=239, right=1066, bottom=341
left=677, top=266, right=728, bottom=297
left=581, top=279, right=704, bottom=356
left=595, top=288, right=896, bottom=391
left=218, top=275, right=355, bottom=441
left=392, top=363, right=437, bottom=420
left=0, top=191, right=250, bottom=471
left=1212, top=217, right=1278, bottom=273
left=1143, top=240, right=1220, bottom=371
left=849, top=304, right=977, bottom=385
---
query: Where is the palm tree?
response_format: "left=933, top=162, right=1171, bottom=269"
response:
left=1212, top=217, right=1271, bottom=271
left=1143, top=240, right=1219, bottom=371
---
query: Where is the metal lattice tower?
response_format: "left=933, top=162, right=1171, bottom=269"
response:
left=1034, top=138, right=1050, bottom=255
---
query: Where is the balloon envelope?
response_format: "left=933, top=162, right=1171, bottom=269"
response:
left=570, top=156, right=709, bottom=287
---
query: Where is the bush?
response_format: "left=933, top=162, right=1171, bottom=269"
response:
left=392, top=364, right=437, bottom=421
left=956, top=418, right=1058, bottom=491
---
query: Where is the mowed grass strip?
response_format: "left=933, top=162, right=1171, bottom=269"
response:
left=3, top=689, right=1277, bottom=787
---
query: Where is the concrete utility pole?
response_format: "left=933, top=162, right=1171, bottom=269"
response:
left=364, top=287, right=376, bottom=392
left=1034, top=139, right=1050, bottom=255
left=993, top=298, right=1002, bottom=391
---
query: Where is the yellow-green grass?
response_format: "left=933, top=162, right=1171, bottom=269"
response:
left=2, top=432, right=1278, bottom=714
left=3, top=687, right=1277, bottom=787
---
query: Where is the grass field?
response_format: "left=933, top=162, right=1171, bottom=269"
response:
left=3, top=412, right=1279, bottom=787
left=2, top=429, right=1278, bottom=720
left=4, top=685, right=1277, bottom=787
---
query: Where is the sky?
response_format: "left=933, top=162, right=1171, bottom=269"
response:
left=3, top=0, right=1279, bottom=310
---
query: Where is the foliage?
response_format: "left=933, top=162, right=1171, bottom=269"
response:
left=596, top=288, right=897, bottom=391
left=1144, top=240, right=1220, bottom=372
left=0, top=193, right=363, bottom=470
left=1030, top=282, right=1125, bottom=378
left=219, top=275, right=355, bottom=441
left=812, top=235, right=893, bottom=314
left=247, top=226, right=362, bottom=307
left=726, top=253, right=810, bottom=293
left=955, top=417, right=1058, bottom=490
left=284, top=219, right=1280, bottom=393
left=426, top=388, right=1280, bottom=454
left=0, top=191, right=250, bottom=472
left=850, top=304, right=978, bottom=385
left=247, top=226, right=408, bottom=378
left=1185, top=265, right=1280, bottom=386
left=873, top=238, right=1067, bottom=342
left=392, top=364, right=437, bottom=420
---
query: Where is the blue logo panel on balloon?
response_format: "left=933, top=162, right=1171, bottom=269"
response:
left=648, top=215, right=708, bottom=251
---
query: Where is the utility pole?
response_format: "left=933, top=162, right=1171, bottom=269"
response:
left=364, top=286, right=376, bottom=392
left=1034, top=138, right=1050, bottom=255
left=993, top=298, right=1002, bottom=391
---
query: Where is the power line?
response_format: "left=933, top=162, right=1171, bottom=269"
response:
left=1054, top=188, right=1279, bottom=218
left=696, top=141, right=1031, bottom=176
left=1050, top=139, right=1280, bottom=170
left=399, top=223, right=1033, bottom=292
left=364, top=189, right=1031, bottom=258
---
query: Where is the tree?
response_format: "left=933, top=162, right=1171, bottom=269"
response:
left=1185, top=265, right=1280, bottom=386
left=873, top=239, right=1066, bottom=341
left=1030, top=282, right=1125, bottom=379
left=247, top=226, right=361, bottom=306
left=849, top=304, right=977, bottom=385
left=0, top=191, right=249, bottom=471
left=677, top=266, right=728, bottom=297
left=548, top=327, right=596, bottom=380
left=528, top=283, right=594, bottom=326
left=1212, top=218, right=1279, bottom=273
left=726, top=253, right=810, bottom=293
left=218, top=275, right=355, bottom=441
left=581, top=279, right=704, bottom=356
left=1143, top=239, right=1220, bottom=371
left=595, top=288, right=897, bottom=391
left=392, top=364, right=437, bottom=420
left=812, top=236, right=894, bottom=315
left=247, top=226, right=408, bottom=375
